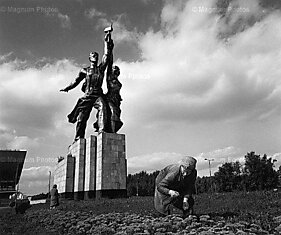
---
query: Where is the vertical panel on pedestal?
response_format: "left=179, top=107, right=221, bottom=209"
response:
left=84, top=135, right=97, bottom=199
left=53, top=155, right=75, bottom=199
left=96, top=132, right=127, bottom=198
left=69, top=138, right=86, bottom=200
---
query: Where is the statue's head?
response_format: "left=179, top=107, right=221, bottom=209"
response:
left=89, top=52, right=99, bottom=63
left=112, top=65, right=120, bottom=76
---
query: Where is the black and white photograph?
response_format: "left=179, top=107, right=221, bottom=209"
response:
left=0, top=0, right=281, bottom=234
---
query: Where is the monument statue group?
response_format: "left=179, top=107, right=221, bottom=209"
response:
left=54, top=25, right=127, bottom=200
left=60, top=24, right=123, bottom=140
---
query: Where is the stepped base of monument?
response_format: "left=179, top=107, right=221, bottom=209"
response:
left=84, top=190, right=96, bottom=200
left=59, top=192, right=74, bottom=199
left=96, top=189, right=127, bottom=199
left=59, top=190, right=128, bottom=200
left=74, top=191, right=84, bottom=200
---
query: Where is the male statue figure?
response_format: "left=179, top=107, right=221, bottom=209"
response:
left=60, top=32, right=113, bottom=141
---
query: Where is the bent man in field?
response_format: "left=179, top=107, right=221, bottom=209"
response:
left=154, top=156, right=197, bottom=217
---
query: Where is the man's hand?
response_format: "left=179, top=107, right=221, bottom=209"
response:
left=169, top=190, right=179, bottom=198
left=183, top=196, right=195, bottom=216
left=183, top=198, right=189, bottom=210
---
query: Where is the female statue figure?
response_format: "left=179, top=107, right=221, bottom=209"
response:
left=106, top=63, right=123, bottom=133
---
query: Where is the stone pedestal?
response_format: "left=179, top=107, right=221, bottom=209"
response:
left=96, top=132, right=127, bottom=199
left=53, top=155, right=75, bottom=199
left=54, top=132, right=127, bottom=200
left=69, top=138, right=86, bottom=200
left=84, top=135, right=97, bottom=199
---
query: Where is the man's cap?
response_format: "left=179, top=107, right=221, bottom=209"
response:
left=178, top=156, right=197, bottom=169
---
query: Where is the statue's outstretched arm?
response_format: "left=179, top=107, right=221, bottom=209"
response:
left=106, top=52, right=114, bottom=90
left=60, top=70, right=86, bottom=92
left=99, top=33, right=114, bottom=72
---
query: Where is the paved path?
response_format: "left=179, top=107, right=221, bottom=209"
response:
left=30, top=199, right=46, bottom=205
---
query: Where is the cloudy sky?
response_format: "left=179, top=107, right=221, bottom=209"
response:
left=0, top=0, right=280, bottom=195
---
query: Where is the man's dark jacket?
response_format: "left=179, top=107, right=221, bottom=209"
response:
left=154, top=164, right=197, bottom=215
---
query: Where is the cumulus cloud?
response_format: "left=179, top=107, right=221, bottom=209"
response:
left=128, top=152, right=183, bottom=174
left=0, top=57, right=82, bottom=161
left=0, top=58, right=78, bottom=130
left=0, top=52, right=13, bottom=63
left=128, top=146, right=245, bottom=176
left=267, top=152, right=281, bottom=170
left=7, top=136, right=39, bottom=150
left=20, top=166, right=55, bottom=195
left=270, top=152, right=281, bottom=160
left=128, top=146, right=281, bottom=178
left=119, top=0, right=281, bottom=127
left=196, top=146, right=243, bottom=164
left=195, top=146, right=245, bottom=176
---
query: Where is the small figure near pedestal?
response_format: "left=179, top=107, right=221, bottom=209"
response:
left=50, top=184, right=59, bottom=209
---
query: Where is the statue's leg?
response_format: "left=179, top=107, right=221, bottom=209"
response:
left=108, top=102, right=123, bottom=133
left=108, top=102, right=115, bottom=133
left=75, top=108, right=91, bottom=140
left=93, top=97, right=108, bottom=133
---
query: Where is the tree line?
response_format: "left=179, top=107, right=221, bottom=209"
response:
left=31, top=151, right=280, bottom=197
left=127, top=152, right=281, bottom=196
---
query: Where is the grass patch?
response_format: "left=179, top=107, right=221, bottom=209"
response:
left=1, top=190, right=281, bottom=234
